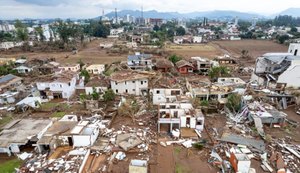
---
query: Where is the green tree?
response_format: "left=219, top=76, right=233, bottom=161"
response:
left=168, top=54, right=182, bottom=64
left=291, top=27, right=298, bottom=33
left=153, top=25, right=160, bottom=32
left=208, top=66, right=230, bottom=81
left=14, top=19, right=25, bottom=28
left=35, top=26, right=45, bottom=41
left=80, top=69, right=90, bottom=84
left=226, top=93, right=242, bottom=113
left=176, top=26, right=186, bottom=36
left=278, top=35, right=289, bottom=44
left=92, top=21, right=110, bottom=38
left=103, top=89, right=116, bottom=102
left=56, top=20, right=81, bottom=44
left=91, top=87, right=100, bottom=100
left=16, top=28, right=28, bottom=41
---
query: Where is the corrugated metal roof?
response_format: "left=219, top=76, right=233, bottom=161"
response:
left=0, top=74, right=18, bottom=84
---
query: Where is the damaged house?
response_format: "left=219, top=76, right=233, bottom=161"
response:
left=58, top=64, right=80, bottom=72
left=36, top=71, right=84, bottom=100
left=0, top=74, right=23, bottom=93
left=37, top=115, right=78, bottom=153
left=0, top=119, right=52, bottom=156
left=186, top=76, right=232, bottom=101
left=253, top=52, right=300, bottom=88
left=157, top=102, right=204, bottom=135
left=191, top=57, right=213, bottom=74
left=127, top=52, right=153, bottom=71
left=110, top=70, right=153, bottom=95
left=151, top=88, right=183, bottom=105
left=176, top=60, right=195, bottom=74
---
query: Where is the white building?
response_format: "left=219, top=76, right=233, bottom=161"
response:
left=58, top=64, right=80, bottom=72
left=84, top=77, right=109, bottom=95
left=253, top=44, right=300, bottom=88
left=110, top=70, right=150, bottom=95
left=157, top=103, right=204, bottom=134
left=36, top=72, right=83, bottom=100
left=86, top=64, right=105, bottom=74
left=14, top=65, right=33, bottom=74
left=152, top=88, right=182, bottom=105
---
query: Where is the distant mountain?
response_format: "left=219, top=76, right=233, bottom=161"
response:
left=278, top=8, right=300, bottom=17
left=102, top=10, right=265, bottom=20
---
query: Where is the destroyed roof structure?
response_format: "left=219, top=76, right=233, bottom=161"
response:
left=0, top=74, right=23, bottom=93
left=36, top=71, right=83, bottom=100
left=0, top=119, right=52, bottom=156
left=157, top=102, right=205, bottom=137
left=85, top=64, right=105, bottom=74
left=127, top=52, right=153, bottom=71
left=176, top=59, right=195, bottom=74
left=155, top=58, right=174, bottom=72
left=253, top=44, right=300, bottom=88
left=110, top=70, right=155, bottom=95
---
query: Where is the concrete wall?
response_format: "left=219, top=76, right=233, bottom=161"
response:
left=111, top=78, right=148, bottom=95
left=152, top=88, right=181, bottom=105
left=85, top=87, right=108, bottom=95
left=278, top=60, right=300, bottom=87
left=288, top=43, right=300, bottom=56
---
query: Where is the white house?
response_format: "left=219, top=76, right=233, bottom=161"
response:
left=84, top=77, right=109, bottom=95
left=58, top=64, right=80, bottom=72
left=86, top=64, right=105, bottom=74
left=127, top=53, right=153, bottom=70
left=157, top=103, right=204, bottom=134
left=36, top=72, right=83, bottom=100
left=110, top=70, right=150, bottom=95
left=14, top=65, right=33, bottom=74
left=254, top=51, right=300, bottom=88
left=152, top=88, right=182, bottom=105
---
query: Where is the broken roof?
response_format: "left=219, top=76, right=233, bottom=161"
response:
left=176, top=60, right=194, bottom=68
left=0, top=119, right=52, bottom=147
left=85, top=76, right=110, bottom=87
left=155, top=58, right=174, bottom=69
left=128, top=54, right=152, bottom=61
left=110, top=70, right=152, bottom=82
left=0, top=74, right=22, bottom=85
left=262, top=53, right=300, bottom=64
left=36, top=71, right=76, bottom=83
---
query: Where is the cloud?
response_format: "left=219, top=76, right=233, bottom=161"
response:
left=0, top=0, right=300, bottom=19
left=14, top=0, right=68, bottom=6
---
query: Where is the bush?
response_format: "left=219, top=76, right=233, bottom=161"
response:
left=103, top=89, right=116, bottom=102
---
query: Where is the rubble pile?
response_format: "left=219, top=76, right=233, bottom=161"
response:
left=19, top=148, right=89, bottom=173
left=268, top=138, right=300, bottom=172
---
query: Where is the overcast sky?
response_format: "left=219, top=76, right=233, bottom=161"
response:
left=1, top=0, right=300, bottom=19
